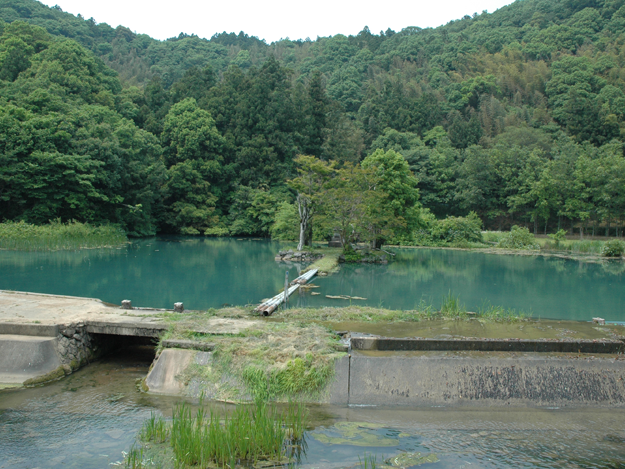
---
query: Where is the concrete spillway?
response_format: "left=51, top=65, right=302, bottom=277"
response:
left=2, top=290, right=625, bottom=407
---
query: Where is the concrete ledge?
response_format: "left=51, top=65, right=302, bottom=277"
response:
left=0, top=322, right=59, bottom=337
left=345, top=354, right=625, bottom=407
left=85, top=321, right=167, bottom=337
left=0, top=335, right=61, bottom=384
left=352, top=336, right=625, bottom=354
left=161, top=339, right=214, bottom=351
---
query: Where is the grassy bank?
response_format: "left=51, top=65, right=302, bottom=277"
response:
left=0, top=220, right=127, bottom=251
left=159, top=312, right=344, bottom=402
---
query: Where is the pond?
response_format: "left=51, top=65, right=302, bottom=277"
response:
left=0, top=237, right=623, bottom=321
left=2, top=346, right=625, bottom=468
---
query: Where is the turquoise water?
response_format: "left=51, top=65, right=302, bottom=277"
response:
left=0, top=238, right=623, bottom=321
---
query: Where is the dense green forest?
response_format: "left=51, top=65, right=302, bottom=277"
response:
left=2, top=0, right=625, bottom=239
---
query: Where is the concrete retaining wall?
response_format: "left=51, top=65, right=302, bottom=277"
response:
left=0, top=335, right=61, bottom=384
left=352, top=336, right=625, bottom=354
left=328, top=352, right=625, bottom=407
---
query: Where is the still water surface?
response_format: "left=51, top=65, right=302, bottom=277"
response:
left=0, top=237, right=623, bottom=321
left=1, top=347, right=625, bottom=468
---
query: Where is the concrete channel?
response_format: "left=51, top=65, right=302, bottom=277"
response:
left=1, top=290, right=625, bottom=406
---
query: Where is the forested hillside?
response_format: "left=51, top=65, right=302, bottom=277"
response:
left=2, top=0, right=625, bottom=238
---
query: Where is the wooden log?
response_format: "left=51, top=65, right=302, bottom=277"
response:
left=291, top=269, right=318, bottom=285
left=255, top=284, right=300, bottom=316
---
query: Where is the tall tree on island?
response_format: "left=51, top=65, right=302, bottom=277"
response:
left=287, top=155, right=333, bottom=250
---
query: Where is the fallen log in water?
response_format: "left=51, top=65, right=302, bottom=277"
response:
left=291, top=269, right=318, bottom=285
left=254, top=269, right=318, bottom=316
left=325, top=295, right=368, bottom=300
left=254, top=284, right=300, bottom=316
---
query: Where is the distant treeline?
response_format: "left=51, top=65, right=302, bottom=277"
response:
left=1, top=0, right=625, bottom=237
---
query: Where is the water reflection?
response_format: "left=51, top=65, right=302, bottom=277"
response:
left=306, top=249, right=625, bottom=321
left=0, top=238, right=623, bottom=320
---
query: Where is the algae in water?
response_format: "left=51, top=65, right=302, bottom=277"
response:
left=386, top=452, right=440, bottom=467
left=311, top=422, right=400, bottom=447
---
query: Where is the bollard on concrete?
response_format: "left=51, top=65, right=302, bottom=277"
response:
left=121, top=300, right=132, bottom=310
left=174, top=302, right=184, bottom=313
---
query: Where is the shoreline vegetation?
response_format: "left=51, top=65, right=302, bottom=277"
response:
left=0, top=220, right=128, bottom=251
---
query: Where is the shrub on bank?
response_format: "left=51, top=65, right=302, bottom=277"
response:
left=412, top=211, right=484, bottom=247
left=431, top=212, right=483, bottom=245
left=601, top=239, right=625, bottom=257
left=496, top=225, right=540, bottom=250
left=0, top=220, right=127, bottom=251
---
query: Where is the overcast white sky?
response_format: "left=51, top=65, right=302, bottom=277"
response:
left=40, top=0, right=514, bottom=43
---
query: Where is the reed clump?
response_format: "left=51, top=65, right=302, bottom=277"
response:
left=0, top=220, right=127, bottom=251
left=137, top=401, right=307, bottom=468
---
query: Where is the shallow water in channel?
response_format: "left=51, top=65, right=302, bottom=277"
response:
left=0, top=237, right=623, bottom=320
left=1, top=346, right=625, bottom=468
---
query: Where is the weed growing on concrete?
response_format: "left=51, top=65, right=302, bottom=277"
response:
left=241, top=355, right=335, bottom=401
left=160, top=318, right=344, bottom=401
left=477, top=303, right=527, bottom=322
left=440, top=291, right=466, bottom=318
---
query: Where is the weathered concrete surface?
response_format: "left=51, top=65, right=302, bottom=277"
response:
left=342, top=352, right=625, bottom=407
left=145, top=349, right=214, bottom=395
left=352, top=336, right=625, bottom=354
left=0, top=291, right=256, bottom=338
left=0, top=335, right=61, bottom=384
left=161, top=339, right=214, bottom=351
left=327, top=355, right=350, bottom=404
left=0, top=290, right=164, bottom=326
left=145, top=349, right=195, bottom=394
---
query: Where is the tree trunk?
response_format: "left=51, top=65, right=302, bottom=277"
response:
left=606, top=216, right=611, bottom=237
left=296, top=194, right=312, bottom=251
left=306, top=223, right=313, bottom=248
left=298, top=221, right=307, bottom=252
left=534, top=218, right=537, bottom=235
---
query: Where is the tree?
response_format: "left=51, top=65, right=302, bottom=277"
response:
left=317, top=163, right=382, bottom=248
left=161, top=98, right=226, bottom=233
left=361, top=149, right=423, bottom=246
left=287, top=155, right=333, bottom=250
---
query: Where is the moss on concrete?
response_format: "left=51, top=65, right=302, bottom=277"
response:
left=23, top=365, right=68, bottom=386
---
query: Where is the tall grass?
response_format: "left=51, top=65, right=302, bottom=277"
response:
left=440, top=291, right=466, bottom=317
left=477, top=303, right=526, bottom=322
left=140, top=413, right=169, bottom=443
left=540, top=238, right=605, bottom=254
left=0, top=220, right=127, bottom=251
left=139, top=401, right=307, bottom=468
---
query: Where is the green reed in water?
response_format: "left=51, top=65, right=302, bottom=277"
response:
left=135, top=400, right=307, bottom=468
left=140, top=413, right=170, bottom=443
left=358, top=452, right=378, bottom=469
left=0, top=219, right=127, bottom=251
